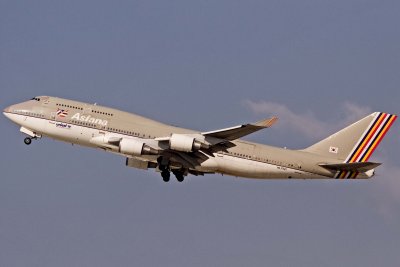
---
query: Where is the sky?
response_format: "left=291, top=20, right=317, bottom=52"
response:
left=1, top=0, right=399, bottom=266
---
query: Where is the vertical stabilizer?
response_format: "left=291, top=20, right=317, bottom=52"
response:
left=304, top=112, right=397, bottom=178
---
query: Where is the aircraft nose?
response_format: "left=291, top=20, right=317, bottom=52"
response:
left=3, top=106, right=12, bottom=121
left=3, top=104, right=15, bottom=116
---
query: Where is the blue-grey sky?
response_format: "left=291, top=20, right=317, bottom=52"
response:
left=1, top=1, right=399, bottom=266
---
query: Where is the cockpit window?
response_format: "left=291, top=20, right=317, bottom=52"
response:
left=31, top=97, right=40, bottom=101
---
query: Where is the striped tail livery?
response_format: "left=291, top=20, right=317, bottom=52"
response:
left=305, top=112, right=397, bottom=179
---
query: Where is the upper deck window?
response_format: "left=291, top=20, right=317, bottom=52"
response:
left=56, top=103, right=83, bottom=110
left=92, top=110, right=114, bottom=116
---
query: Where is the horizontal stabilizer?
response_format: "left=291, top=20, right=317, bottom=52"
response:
left=319, top=162, right=381, bottom=172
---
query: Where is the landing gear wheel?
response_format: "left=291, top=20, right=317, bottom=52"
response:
left=175, top=174, right=185, bottom=183
left=175, top=173, right=184, bottom=182
left=161, top=171, right=170, bottom=182
left=24, top=137, right=32, bottom=145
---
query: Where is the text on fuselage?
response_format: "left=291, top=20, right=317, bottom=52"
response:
left=71, top=113, right=108, bottom=126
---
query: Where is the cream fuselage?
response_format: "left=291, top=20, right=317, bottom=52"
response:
left=3, top=96, right=348, bottom=179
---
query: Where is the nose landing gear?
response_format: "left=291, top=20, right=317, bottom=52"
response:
left=24, top=137, right=32, bottom=145
left=23, top=135, right=40, bottom=145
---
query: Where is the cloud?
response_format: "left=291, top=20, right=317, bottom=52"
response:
left=340, top=102, right=372, bottom=125
left=244, top=100, right=371, bottom=139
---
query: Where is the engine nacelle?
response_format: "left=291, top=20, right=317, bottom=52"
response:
left=119, top=138, right=158, bottom=156
left=169, top=134, right=203, bottom=152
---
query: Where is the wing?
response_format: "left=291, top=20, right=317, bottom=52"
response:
left=154, top=116, right=278, bottom=151
left=202, top=117, right=278, bottom=141
left=90, top=117, right=277, bottom=176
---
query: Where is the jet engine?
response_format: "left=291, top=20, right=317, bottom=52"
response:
left=169, top=134, right=204, bottom=152
left=119, top=138, right=158, bottom=156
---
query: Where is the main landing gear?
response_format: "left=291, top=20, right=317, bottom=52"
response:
left=161, top=170, right=170, bottom=182
left=158, top=159, right=171, bottom=182
left=173, top=171, right=185, bottom=182
left=161, top=170, right=185, bottom=182
left=157, top=156, right=186, bottom=182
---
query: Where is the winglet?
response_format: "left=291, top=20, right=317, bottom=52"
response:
left=254, top=117, right=278, bottom=128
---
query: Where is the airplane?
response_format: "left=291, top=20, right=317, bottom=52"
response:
left=3, top=96, right=397, bottom=182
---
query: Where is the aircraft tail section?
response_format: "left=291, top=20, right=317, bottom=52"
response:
left=304, top=112, right=397, bottom=178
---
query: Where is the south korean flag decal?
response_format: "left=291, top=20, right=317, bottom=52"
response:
left=329, top=146, right=339, bottom=154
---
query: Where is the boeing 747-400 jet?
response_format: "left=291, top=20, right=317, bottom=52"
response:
left=3, top=96, right=397, bottom=182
